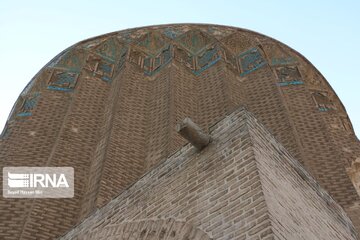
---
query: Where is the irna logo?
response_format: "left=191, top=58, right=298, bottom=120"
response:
left=3, top=167, right=74, bottom=198
left=7, top=172, right=69, bottom=188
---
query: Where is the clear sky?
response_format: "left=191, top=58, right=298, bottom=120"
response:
left=0, top=0, right=359, bottom=137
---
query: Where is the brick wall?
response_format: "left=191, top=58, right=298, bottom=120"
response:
left=247, top=111, right=357, bottom=239
left=60, top=108, right=356, bottom=239
left=1, top=24, right=359, bottom=239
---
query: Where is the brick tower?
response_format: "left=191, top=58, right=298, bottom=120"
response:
left=0, top=24, right=359, bottom=239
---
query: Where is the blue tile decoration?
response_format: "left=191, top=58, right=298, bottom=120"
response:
left=54, top=48, right=86, bottom=73
left=84, top=54, right=115, bottom=82
left=277, top=81, right=304, bottom=86
left=276, top=66, right=302, bottom=84
left=163, top=27, right=183, bottom=39
left=127, top=31, right=175, bottom=76
left=161, top=45, right=172, bottom=64
left=47, top=70, right=78, bottom=91
left=176, top=30, right=214, bottom=55
left=319, top=107, right=330, bottom=112
left=17, top=112, right=33, bottom=117
left=144, top=45, right=173, bottom=76
left=193, top=57, right=221, bottom=76
left=172, top=30, right=226, bottom=75
left=81, top=36, right=128, bottom=82
left=193, top=46, right=221, bottom=75
left=239, top=48, right=266, bottom=76
left=98, top=62, right=114, bottom=82
left=47, top=48, right=86, bottom=91
left=17, top=92, right=40, bottom=117
left=143, top=57, right=151, bottom=73
left=136, top=32, right=168, bottom=56
left=95, top=37, right=125, bottom=62
left=198, top=47, right=218, bottom=68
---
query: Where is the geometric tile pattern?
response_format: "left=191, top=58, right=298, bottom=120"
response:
left=47, top=70, right=78, bottom=91
left=239, top=47, right=266, bottom=76
left=276, top=65, right=304, bottom=86
left=17, top=92, right=40, bottom=117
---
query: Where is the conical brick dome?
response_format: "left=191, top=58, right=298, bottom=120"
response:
left=1, top=24, right=359, bottom=239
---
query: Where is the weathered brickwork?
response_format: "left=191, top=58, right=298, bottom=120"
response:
left=60, top=108, right=357, bottom=240
left=246, top=110, right=357, bottom=239
left=1, top=24, right=359, bottom=239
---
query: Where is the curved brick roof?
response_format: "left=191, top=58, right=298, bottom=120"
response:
left=1, top=24, right=359, bottom=239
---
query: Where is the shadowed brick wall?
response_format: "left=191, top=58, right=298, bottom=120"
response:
left=60, top=108, right=357, bottom=240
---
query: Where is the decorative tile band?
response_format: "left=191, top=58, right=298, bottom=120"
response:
left=277, top=80, right=304, bottom=86
left=17, top=112, right=33, bottom=117
left=319, top=107, right=331, bottom=112
left=47, top=86, right=74, bottom=92
left=47, top=71, right=79, bottom=92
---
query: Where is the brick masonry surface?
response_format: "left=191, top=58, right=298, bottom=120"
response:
left=1, top=24, right=360, bottom=239
left=60, top=108, right=357, bottom=240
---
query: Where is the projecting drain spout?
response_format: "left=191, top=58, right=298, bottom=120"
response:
left=176, top=118, right=211, bottom=150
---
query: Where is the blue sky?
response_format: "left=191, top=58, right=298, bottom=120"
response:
left=0, top=0, right=359, bottom=136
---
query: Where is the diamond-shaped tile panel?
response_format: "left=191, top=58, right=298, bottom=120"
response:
left=222, top=32, right=254, bottom=55
left=194, top=46, right=221, bottom=75
left=17, top=92, right=40, bottom=117
left=53, top=48, right=86, bottom=73
left=175, top=29, right=215, bottom=55
left=275, top=66, right=303, bottom=86
left=94, top=37, right=125, bottom=62
left=47, top=70, right=79, bottom=92
left=262, top=43, right=297, bottom=66
left=239, top=48, right=266, bottom=76
left=135, top=31, right=169, bottom=56
left=162, top=27, right=185, bottom=39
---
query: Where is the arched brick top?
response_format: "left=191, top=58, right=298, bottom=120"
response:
left=1, top=24, right=359, bottom=240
